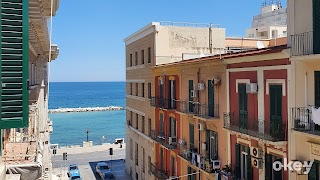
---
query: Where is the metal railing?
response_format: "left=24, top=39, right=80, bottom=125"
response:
left=150, top=130, right=177, bottom=149
left=150, top=163, right=169, bottom=180
left=150, top=97, right=177, bottom=110
left=224, top=112, right=287, bottom=142
left=176, top=100, right=219, bottom=118
left=292, top=107, right=320, bottom=135
left=289, top=31, right=320, bottom=56
left=159, top=21, right=220, bottom=28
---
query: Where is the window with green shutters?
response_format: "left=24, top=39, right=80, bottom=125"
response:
left=315, top=71, right=320, bottom=107
left=235, top=143, right=241, bottom=178
left=188, top=80, right=193, bottom=112
left=0, top=0, right=29, bottom=129
left=189, top=123, right=194, bottom=150
left=313, top=0, right=320, bottom=54
left=238, top=84, right=248, bottom=129
left=308, top=160, right=319, bottom=180
left=246, top=147, right=252, bottom=180
left=208, top=80, right=214, bottom=117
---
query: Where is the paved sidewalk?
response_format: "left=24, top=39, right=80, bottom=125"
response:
left=53, top=143, right=126, bottom=155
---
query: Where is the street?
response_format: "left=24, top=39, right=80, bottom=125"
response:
left=52, top=146, right=130, bottom=180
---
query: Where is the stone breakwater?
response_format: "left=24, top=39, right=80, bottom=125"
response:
left=48, top=106, right=125, bottom=113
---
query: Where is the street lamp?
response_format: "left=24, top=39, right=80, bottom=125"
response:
left=86, top=128, right=90, bottom=142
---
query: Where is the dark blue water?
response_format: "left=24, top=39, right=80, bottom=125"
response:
left=49, top=82, right=126, bottom=146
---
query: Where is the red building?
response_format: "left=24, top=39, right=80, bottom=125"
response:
left=224, top=45, right=290, bottom=180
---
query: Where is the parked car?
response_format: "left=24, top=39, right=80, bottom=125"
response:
left=67, top=164, right=80, bottom=177
left=69, top=172, right=82, bottom=180
left=101, top=171, right=116, bottom=179
left=96, top=162, right=110, bottom=175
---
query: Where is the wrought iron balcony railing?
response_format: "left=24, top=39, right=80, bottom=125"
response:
left=289, top=31, right=320, bottom=56
left=150, top=97, right=177, bottom=110
left=175, top=100, right=219, bottom=119
left=150, top=163, right=169, bottom=180
left=223, top=112, right=287, bottom=142
left=150, top=130, right=177, bottom=149
left=292, top=107, right=320, bottom=135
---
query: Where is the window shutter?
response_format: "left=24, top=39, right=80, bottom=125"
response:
left=247, top=147, right=253, bottom=180
left=313, top=0, right=320, bottom=54
left=265, top=154, right=272, bottom=180
left=308, top=161, right=319, bottom=180
left=315, top=71, right=320, bottom=107
left=188, top=80, right=193, bottom=112
left=235, top=143, right=241, bottom=178
left=189, top=124, right=194, bottom=149
left=208, top=80, right=214, bottom=117
left=206, top=130, right=210, bottom=158
left=0, top=0, right=29, bottom=129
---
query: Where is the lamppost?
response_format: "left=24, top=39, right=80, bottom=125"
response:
left=86, top=128, right=90, bottom=142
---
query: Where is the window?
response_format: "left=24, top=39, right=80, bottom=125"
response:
left=148, top=156, right=151, bottom=174
left=141, top=50, right=144, bottom=64
left=148, top=47, right=151, bottom=63
left=136, top=114, right=139, bottom=129
left=169, top=117, right=176, bottom=137
left=235, top=144, right=252, bottom=179
left=135, top=52, right=138, bottom=65
left=160, top=114, right=164, bottom=136
left=265, top=154, right=282, bottom=180
left=135, top=83, right=138, bottom=96
left=142, top=83, right=145, bottom=97
left=171, top=156, right=175, bottom=176
left=206, top=130, right=218, bottom=160
left=142, top=116, right=145, bottom=133
left=130, top=83, right=132, bottom=95
left=130, top=54, right=132, bottom=66
left=135, top=143, right=138, bottom=166
left=130, top=139, right=133, bottom=160
left=148, top=118, right=151, bottom=136
left=189, top=124, right=194, bottom=149
left=148, top=83, right=151, bottom=98
left=168, top=80, right=176, bottom=109
left=208, top=80, right=215, bottom=117
left=142, top=148, right=145, bottom=173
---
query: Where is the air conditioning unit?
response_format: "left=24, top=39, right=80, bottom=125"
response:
left=169, top=137, right=177, bottom=145
left=246, top=83, right=258, bottom=94
left=212, top=77, right=221, bottom=86
left=211, top=160, right=221, bottom=170
left=198, top=83, right=205, bottom=90
left=191, top=90, right=196, bottom=98
left=250, top=147, right=263, bottom=158
left=252, top=158, right=263, bottom=169
left=198, top=123, right=204, bottom=131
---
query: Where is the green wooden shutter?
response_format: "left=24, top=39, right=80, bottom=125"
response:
left=265, top=154, right=272, bottom=180
left=270, top=85, right=282, bottom=139
left=206, top=130, right=210, bottom=158
left=0, top=0, right=29, bottom=129
left=308, top=160, right=319, bottom=180
left=239, top=84, right=248, bottom=129
left=313, top=0, right=320, bottom=54
left=315, top=71, right=320, bottom=107
left=188, top=80, right=193, bottom=112
left=189, top=123, right=194, bottom=149
left=173, top=118, right=176, bottom=137
left=247, top=147, right=252, bottom=180
left=235, top=143, right=241, bottom=178
left=169, top=117, right=172, bottom=137
left=208, top=80, right=214, bottom=117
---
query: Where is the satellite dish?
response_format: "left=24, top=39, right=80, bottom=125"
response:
left=257, top=41, right=265, bottom=49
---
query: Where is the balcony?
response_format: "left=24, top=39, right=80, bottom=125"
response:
left=292, top=107, right=320, bottom=136
left=150, top=130, right=177, bottom=149
left=223, top=113, right=287, bottom=142
left=289, top=31, right=320, bottom=56
left=178, top=144, right=217, bottom=174
left=176, top=100, right=219, bottom=119
left=150, top=163, right=169, bottom=180
left=150, top=97, right=176, bottom=110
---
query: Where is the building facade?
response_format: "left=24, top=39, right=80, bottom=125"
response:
left=124, top=22, right=226, bottom=180
left=0, top=0, right=60, bottom=179
left=246, top=0, right=287, bottom=39
left=288, top=0, right=320, bottom=179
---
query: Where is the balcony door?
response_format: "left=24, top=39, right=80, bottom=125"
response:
left=189, top=80, right=194, bottom=112
left=313, top=0, right=320, bottom=54
left=189, top=124, right=195, bottom=150
left=169, top=117, right=176, bottom=138
left=160, top=148, right=164, bottom=171
left=238, top=84, right=248, bottom=130
left=168, top=80, right=176, bottom=109
left=160, top=114, right=164, bottom=137
left=270, top=85, right=282, bottom=139
left=208, top=80, right=215, bottom=117
left=314, top=71, right=320, bottom=131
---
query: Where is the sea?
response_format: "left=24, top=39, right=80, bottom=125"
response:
left=49, top=82, right=126, bottom=146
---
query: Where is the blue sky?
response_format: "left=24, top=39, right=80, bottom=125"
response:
left=50, top=0, right=286, bottom=82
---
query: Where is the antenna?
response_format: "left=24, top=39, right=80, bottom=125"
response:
left=257, top=41, right=265, bottom=49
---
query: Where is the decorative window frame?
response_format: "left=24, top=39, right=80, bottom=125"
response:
left=266, top=79, right=286, bottom=96
left=235, top=79, right=250, bottom=93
